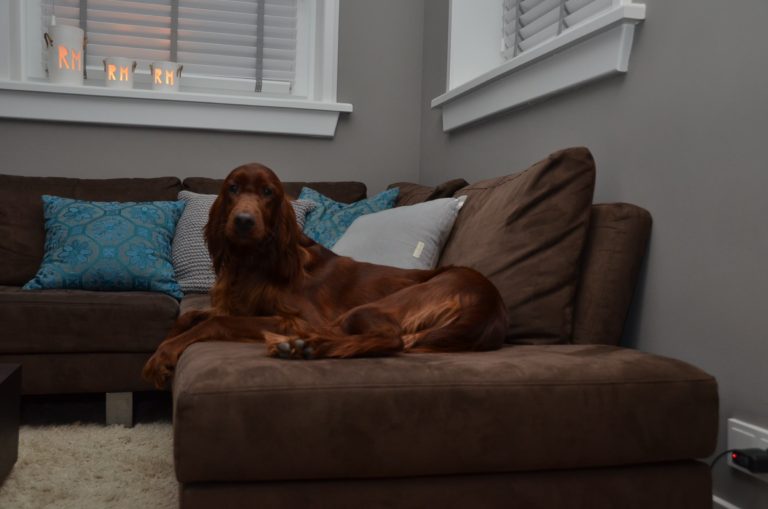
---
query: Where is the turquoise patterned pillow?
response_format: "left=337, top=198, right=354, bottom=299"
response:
left=23, top=195, right=186, bottom=299
left=299, top=187, right=399, bottom=248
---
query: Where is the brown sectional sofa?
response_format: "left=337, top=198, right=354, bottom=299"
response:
left=0, top=175, right=366, bottom=394
left=0, top=148, right=718, bottom=508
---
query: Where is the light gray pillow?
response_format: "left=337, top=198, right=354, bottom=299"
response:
left=332, top=196, right=466, bottom=270
left=172, top=191, right=316, bottom=294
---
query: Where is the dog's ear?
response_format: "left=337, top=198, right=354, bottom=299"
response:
left=274, top=196, right=302, bottom=281
left=205, top=191, right=228, bottom=275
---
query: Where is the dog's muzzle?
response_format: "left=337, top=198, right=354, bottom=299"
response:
left=234, top=213, right=256, bottom=234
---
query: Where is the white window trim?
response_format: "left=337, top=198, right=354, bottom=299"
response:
left=431, top=1, right=645, bottom=132
left=0, top=0, right=352, bottom=137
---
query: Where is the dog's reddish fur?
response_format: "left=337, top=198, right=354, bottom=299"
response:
left=143, top=163, right=507, bottom=388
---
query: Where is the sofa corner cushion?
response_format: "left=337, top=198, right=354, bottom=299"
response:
left=0, top=285, right=179, bottom=354
left=172, top=342, right=718, bottom=483
left=0, top=174, right=182, bottom=286
left=387, top=179, right=470, bottom=207
left=438, top=147, right=596, bottom=344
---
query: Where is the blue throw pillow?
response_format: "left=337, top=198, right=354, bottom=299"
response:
left=23, top=195, right=186, bottom=299
left=299, top=187, right=399, bottom=248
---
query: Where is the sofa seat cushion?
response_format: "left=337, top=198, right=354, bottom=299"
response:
left=0, top=286, right=178, bottom=353
left=173, top=343, right=718, bottom=483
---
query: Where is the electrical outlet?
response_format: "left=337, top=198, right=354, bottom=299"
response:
left=727, top=418, right=768, bottom=483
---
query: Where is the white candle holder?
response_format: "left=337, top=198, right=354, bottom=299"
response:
left=44, top=24, right=85, bottom=86
left=149, top=61, right=183, bottom=92
left=103, top=57, right=137, bottom=89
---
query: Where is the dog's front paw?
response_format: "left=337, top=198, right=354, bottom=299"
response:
left=276, top=338, right=316, bottom=360
left=265, top=332, right=315, bottom=360
left=143, top=349, right=178, bottom=388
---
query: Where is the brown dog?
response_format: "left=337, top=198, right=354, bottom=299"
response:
left=142, top=163, right=507, bottom=388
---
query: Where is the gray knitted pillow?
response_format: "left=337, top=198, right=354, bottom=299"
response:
left=172, top=191, right=316, bottom=294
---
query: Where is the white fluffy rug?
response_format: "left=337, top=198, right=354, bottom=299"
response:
left=0, top=423, right=176, bottom=509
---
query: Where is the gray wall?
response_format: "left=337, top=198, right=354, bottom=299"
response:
left=0, top=0, right=425, bottom=194
left=420, top=0, right=768, bottom=506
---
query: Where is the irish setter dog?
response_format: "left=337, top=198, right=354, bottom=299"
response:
left=143, top=163, right=507, bottom=388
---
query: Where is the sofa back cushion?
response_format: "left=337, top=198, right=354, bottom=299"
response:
left=438, top=147, right=595, bottom=344
left=0, top=174, right=182, bottom=286
left=571, top=203, right=652, bottom=346
left=182, top=178, right=367, bottom=204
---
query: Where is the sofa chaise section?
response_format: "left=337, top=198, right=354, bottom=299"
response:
left=169, top=149, right=717, bottom=508
left=174, top=342, right=717, bottom=482
left=172, top=342, right=716, bottom=508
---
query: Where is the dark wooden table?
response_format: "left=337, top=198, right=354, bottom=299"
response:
left=0, top=364, right=21, bottom=481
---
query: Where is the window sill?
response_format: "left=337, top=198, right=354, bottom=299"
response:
left=431, top=3, right=645, bottom=132
left=0, top=80, right=353, bottom=137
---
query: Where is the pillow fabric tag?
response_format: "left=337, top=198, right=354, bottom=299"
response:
left=413, top=241, right=425, bottom=259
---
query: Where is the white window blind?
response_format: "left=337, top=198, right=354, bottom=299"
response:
left=46, top=0, right=297, bottom=92
left=502, top=0, right=612, bottom=58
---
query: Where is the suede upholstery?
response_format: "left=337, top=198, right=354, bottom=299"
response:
left=173, top=342, right=717, bottom=483
left=0, top=353, right=155, bottom=394
left=179, top=461, right=711, bottom=509
left=179, top=293, right=211, bottom=313
left=387, top=178, right=469, bottom=207
left=439, top=147, right=596, bottom=344
left=572, top=203, right=653, bottom=345
left=0, top=286, right=178, bottom=354
left=386, top=182, right=432, bottom=206
left=182, top=178, right=367, bottom=204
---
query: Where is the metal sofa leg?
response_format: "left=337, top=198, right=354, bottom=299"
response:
left=106, top=392, right=134, bottom=427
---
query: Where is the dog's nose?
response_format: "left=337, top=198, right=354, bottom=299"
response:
left=234, top=213, right=255, bottom=232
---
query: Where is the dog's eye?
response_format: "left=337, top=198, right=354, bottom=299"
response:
left=228, top=184, right=239, bottom=195
left=262, top=187, right=273, bottom=197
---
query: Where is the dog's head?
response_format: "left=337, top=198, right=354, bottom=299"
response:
left=205, top=163, right=299, bottom=272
